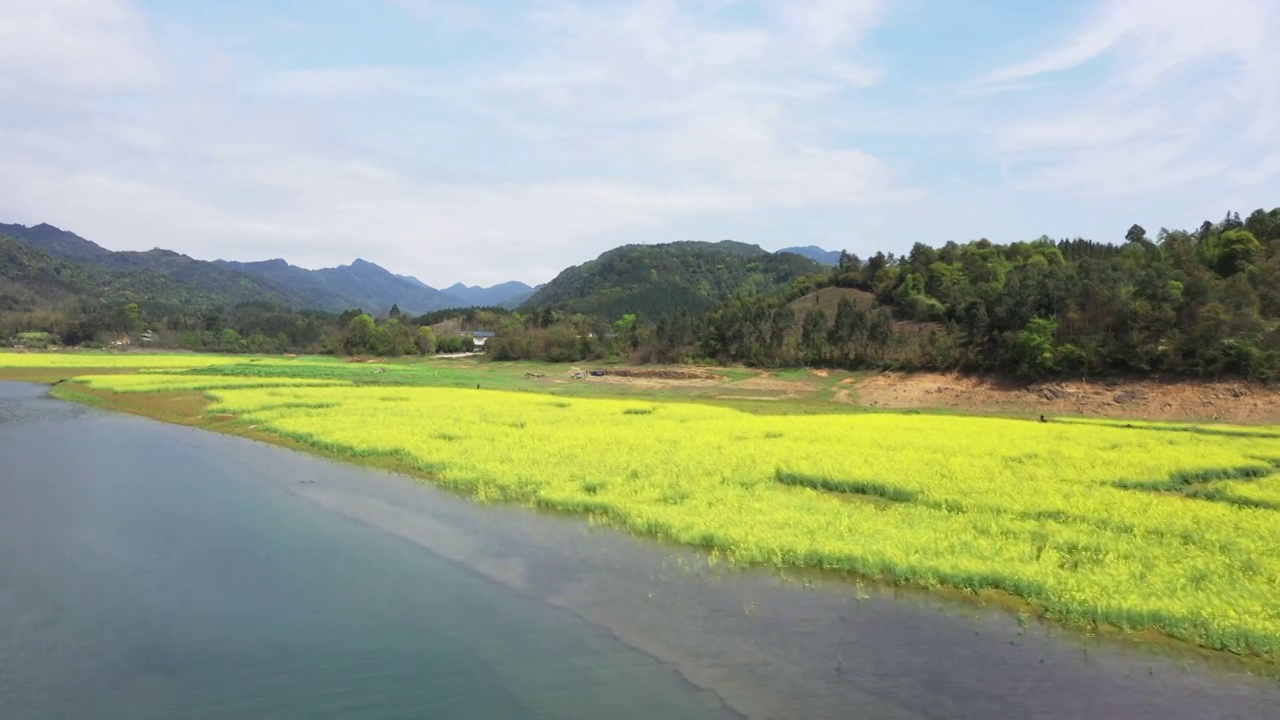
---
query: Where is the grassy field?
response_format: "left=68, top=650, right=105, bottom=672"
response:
left=4, top=351, right=1280, bottom=668
left=0, top=351, right=863, bottom=411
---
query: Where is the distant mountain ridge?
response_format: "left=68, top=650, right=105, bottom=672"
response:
left=443, top=281, right=543, bottom=309
left=3, top=223, right=832, bottom=321
left=0, top=222, right=534, bottom=315
left=214, top=257, right=462, bottom=314
left=776, top=245, right=843, bottom=266
left=0, top=223, right=112, bottom=264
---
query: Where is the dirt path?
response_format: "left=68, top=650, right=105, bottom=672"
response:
left=851, top=372, right=1280, bottom=424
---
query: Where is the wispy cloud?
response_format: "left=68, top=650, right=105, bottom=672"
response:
left=975, top=5, right=1133, bottom=88
left=973, top=0, right=1280, bottom=201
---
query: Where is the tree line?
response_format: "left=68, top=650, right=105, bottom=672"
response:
left=0, top=302, right=471, bottom=356
left=6, top=206, right=1280, bottom=380
left=464, top=207, right=1280, bottom=380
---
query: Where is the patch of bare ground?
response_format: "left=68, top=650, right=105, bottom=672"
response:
left=587, top=367, right=725, bottom=388
left=605, top=367, right=721, bottom=380
left=593, top=376, right=721, bottom=388
left=851, top=372, right=1280, bottom=423
left=788, top=286, right=878, bottom=314
left=429, top=317, right=463, bottom=337
left=731, top=376, right=817, bottom=393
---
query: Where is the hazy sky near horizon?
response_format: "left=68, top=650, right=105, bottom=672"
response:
left=2, top=0, right=1278, bottom=286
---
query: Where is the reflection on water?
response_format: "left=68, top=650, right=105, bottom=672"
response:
left=1, top=381, right=1277, bottom=719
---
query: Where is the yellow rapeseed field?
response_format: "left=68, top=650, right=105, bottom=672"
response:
left=69, top=373, right=1280, bottom=662
left=0, top=351, right=257, bottom=370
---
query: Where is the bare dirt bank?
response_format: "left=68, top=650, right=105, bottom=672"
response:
left=851, top=372, right=1280, bottom=424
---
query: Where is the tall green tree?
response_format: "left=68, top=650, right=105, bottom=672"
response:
left=343, top=313, right=376, bottom=354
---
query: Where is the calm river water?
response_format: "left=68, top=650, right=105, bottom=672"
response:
left=0, top=381, right=1277, bottom=719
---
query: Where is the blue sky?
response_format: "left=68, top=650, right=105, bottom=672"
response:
left=2, top=0, right=1277, bottom=286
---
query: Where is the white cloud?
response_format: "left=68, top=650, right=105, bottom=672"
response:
left=458, top=0, right=907, bottom=207
left=766, top=0, right=883, bottom=51
left=1, top=146, right=743, bottom=286
left=0, top=0, right=914, bottom=286
left=977, top=0, right=1271, bottom=91
left=0, top=0, right=167, bottom=92
left=974, top=0, right=1280, bottom=199
left=976, top=7, right=1132, bottom=87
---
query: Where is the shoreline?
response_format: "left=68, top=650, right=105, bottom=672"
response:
left=17, top=376, right=1279, bottom=680
left=10, top=380, right=1275, bottom=718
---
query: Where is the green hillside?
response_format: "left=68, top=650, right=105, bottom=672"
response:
left=1, top=224, right=295, bottom=308
left=522, top=240, right=826, bottom=320
left=0, top=223, right=112, bottom=264
left=0, top=236, right=87, bottom=310
left=0, top=236, right=249, bottom=312
left=698, top=209, right=1280, bottom=378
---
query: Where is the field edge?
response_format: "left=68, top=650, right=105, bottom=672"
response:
left=22, top=378, right=1277, bottom=680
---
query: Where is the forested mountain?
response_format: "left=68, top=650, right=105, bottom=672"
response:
left=0, top=236, right=270, bottom=312
left=1, top=236, right=109, bottom=311
left=6, top=223, right=296, bottom=307
left=696, top=210, right=1280, bottom=379
left=0, top=223, right=113, bottom=264
left=442, top=281, right=541, bottom=309
left=521, top=240, right=826, bottom=320
left=0, top=234, right=334, bottom=351
left=777, top=245, right=843, bottom=266
left=0, top=231, right=347, bottom=351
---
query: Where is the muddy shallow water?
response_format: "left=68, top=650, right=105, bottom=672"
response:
left=1, top=382, right=1276, bottom=719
